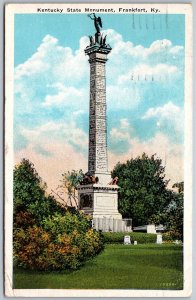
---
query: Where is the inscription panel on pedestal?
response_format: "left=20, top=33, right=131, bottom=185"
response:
left=95, top=196, right=115, bottom=209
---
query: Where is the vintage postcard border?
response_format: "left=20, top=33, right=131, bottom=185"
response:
left=4, top=3, right=192, bottom=297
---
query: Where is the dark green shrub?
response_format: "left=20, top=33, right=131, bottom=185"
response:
left=162, top=230, right=182, bottom=242
left=41, top=212, right=91, bottom=237
left=102, top=232, right=157, bottom=244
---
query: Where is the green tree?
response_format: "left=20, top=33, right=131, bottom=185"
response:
left=14, top=158, right=64, bottom=225
left=112, top=153, right=173, bottom=226
left=164, top=182, right=184, bottom=239
left=53, top=170, right=83, bottom=208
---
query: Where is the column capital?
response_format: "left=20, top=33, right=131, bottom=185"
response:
left=85, top=44, right=112, bottom=57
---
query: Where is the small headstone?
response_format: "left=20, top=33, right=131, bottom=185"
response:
left=156, top=234, right=162, bottom=244
left=147, top=224, right=156, bottom=234
left=134, top=241, right=137, bottom=245
left=124, top=235, right=131, bottom=245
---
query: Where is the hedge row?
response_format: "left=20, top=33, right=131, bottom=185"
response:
left=102, top=232, right=157, bottom=244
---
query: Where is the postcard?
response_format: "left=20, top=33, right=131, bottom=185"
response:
left=5, top=3, right=192, bottom=297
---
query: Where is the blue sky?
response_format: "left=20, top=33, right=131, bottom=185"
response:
left=14, top=13, right=185, bottom=190
left=14, top=14, right=185, bottom=66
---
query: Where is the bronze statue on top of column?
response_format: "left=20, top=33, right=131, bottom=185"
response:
left=87, top=13, right=107, bottom=47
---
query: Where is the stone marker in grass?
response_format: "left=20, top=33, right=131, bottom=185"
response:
left=124, top=235, right=131, bottom=245
left=157, top=234, right=163, bottom=244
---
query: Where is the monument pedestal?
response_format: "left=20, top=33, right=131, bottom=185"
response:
left=78, top=183, right=122, bottom=219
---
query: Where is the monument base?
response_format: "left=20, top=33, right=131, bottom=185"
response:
left=77, top=183, right=122, bottom=219
left=78, top=183, right=133, bottom=232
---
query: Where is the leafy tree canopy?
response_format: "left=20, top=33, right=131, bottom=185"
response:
left=14, top=158, right=65, bottom=224
left=112, top=153, right=174, bottom=226
left=52, top=169, right=83, bottom=208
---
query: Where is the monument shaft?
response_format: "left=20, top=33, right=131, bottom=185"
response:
left=77, top=18, right=129, bottom=230
left=88, top=51, right=108, bottom=175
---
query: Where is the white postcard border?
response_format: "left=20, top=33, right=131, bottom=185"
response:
left=4, top=3, right=192, bottom=297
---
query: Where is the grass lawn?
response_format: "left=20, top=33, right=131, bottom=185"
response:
left=13, top=244, right=183, bottom=290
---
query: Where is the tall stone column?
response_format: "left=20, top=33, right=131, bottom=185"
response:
left=85, top=46, right=111, bottom=185
left=77, top=25, right=122, bottom=223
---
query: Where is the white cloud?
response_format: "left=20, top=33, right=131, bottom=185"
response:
left=110, top=127, right=130, bottom=141
left=107, top=85, right=140, bottom=109
left=142, top=101, right=184, bottom=136
left=43, top=85, right=85, bottom=107
left=15, top=35, right=57, bottom=80
left=15, top=35, right=89, bottom=82
left=120, top=118, right=129, bottom=128
left=14, top=34, right=89, bottom=115
left=21, top=121, right=88, bottom=153
left=105, top=30, right=184, bottom=61
left=143, top=101, right=181, bottom=120
left=142, top=101, right=184, bottom=144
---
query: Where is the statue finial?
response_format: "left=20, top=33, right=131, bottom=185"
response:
left=87, top=14, right=107, bottom=47
left=88, top=13, right=102, bottom=34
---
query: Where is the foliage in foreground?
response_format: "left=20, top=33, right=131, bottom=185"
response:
left=102, top=232, right=157, bottom=244
left=14, top=220, right=103, bottom=271
left=13, top=159, right=104, bottom=271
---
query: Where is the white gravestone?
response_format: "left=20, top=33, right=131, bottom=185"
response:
left=156, top=234, right=163, bottom=244
left=134, top=241, right=137, bottom=245
left=147, top=224, right=156, bottom=234
left=124, top=235, right=131, bottom=245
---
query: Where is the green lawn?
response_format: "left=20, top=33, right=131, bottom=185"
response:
left=13, top=244, right=183, bottom=290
